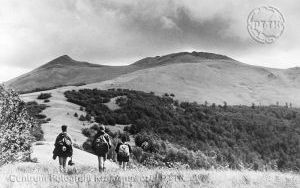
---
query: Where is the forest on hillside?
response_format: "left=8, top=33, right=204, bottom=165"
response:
left=64, top=88, right=300, bottom=171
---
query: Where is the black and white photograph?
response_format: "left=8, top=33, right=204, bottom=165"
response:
left=0, top=0, right=299, bottom=187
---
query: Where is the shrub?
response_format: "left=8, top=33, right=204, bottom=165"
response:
left=81, top=128, right=92, bottom=137
left=30, top=127, right=44, bottom=141
left=25, top=101, right=47, bottom=115
left=123, top=126, right=131, bottom=132
left=37, top=93, right=51, bottom=100
left=24, top=101, right=47, bottom=141
left=82, top=138, right=93, bottom=152
left=115, top=113, right=130, bottom=125
left=117, top=132, right=130, bottom=142
left=0, top=86, right=38, bottom=165
left=74, top=113, right=78, bottom=117
left=131, top=147, right=143, bottom=162
left=44, top=99, right=50, bottom=103
left=35, top=114, right=47, bottom=119
left=79, top=115, right=86, bottom=121
left=135, top=133, right=160, bottom=153
left=105, top=115, right=116, bottom=125
left=85, top=114, right=91, bottom=121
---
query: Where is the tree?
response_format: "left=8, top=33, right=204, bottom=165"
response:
left=204, top=101, right=208, bottom=107
left=0, top=86, right=37, bottom=165
left=79, top=115, right=86, bottom=121
left=223, top=101, right=228, bottom=109
left=85, top=114, right=91, bottom=121
left=37, top=93, right=51, bottom=100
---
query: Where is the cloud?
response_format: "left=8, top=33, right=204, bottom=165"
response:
left=0, top=0, right=299, bottom=82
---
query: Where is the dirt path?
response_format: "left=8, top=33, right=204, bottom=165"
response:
left=31, top=141, right=119, bottom=169
left=21, top=89, right=119, bottom=169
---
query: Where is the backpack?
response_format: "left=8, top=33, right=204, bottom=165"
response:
left=58, top=133, right=72, bottom=152
left=118, top=143, right=130, bottom=158
left=94, top=134, right=109, bottom=154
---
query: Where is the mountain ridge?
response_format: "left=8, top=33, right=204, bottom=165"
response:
left=6, top=51, right=300, bottom=106
left=5, top=51, right=240, bottom=93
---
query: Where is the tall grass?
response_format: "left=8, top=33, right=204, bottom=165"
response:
left=0, top=163, right=299, bottom=188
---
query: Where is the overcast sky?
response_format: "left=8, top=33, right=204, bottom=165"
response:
left=0, top=0, right=299, bottom=82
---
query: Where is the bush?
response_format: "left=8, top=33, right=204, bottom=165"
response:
left=0, top=86, right=38, bottom=165
left=135, top=133, right=160, bottom=153
left=105, top=114, right=116, bottom=125
left=37, top=93, right=52, bottom=100
left=85, top=114, right=91, bottom=121
left=81, top=128, right=92, bottom=137
left=44, top=99, right=50, bottom=103
left=82, top=138, right=93, bottom=152
left=118, top=132, right=130, bottom=142
left=30, top=127, right=44, bottom=141
left=25, top=101, right=47, bottom=115
left=131, top=147, right=144, bottom=162
left=24, top=101, right=47, bottom=141
left=35, top=114, right=47, bottom=119
left=79, top=115, right=86, bottom=121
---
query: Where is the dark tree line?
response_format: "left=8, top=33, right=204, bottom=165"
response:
left=64, top=88, right=300, bottom=171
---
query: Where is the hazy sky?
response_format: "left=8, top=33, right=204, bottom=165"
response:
left=0, top=0, right=299, bottom=82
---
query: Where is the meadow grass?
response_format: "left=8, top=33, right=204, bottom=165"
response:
left=0, top=162, right=299, bottom=188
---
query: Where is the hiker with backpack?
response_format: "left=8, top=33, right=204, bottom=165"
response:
left=92, top=125, right=112, bottom=172
left=53, top=125, right=73, bottom=172
left=115, top=136, right=132, bottom=170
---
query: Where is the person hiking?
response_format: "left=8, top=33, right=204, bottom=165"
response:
left=115, top=136, right=132, bottom=170
left=53, top=125, right=73, bottom=172
left=92, top=125, right=112, bottom=172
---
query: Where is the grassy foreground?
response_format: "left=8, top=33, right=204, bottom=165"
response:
left=0, top=163, right=299, bottom=188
